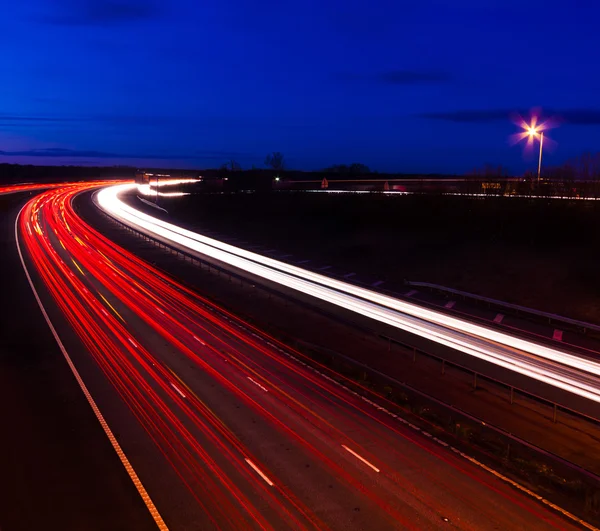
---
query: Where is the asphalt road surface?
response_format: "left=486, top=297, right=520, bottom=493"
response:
left=11, top=183, right=591, bottom=529
left=0, top=191, right=156, bottom=531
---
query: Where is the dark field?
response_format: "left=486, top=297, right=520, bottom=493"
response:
left=155, top=192, right=600, bottom=323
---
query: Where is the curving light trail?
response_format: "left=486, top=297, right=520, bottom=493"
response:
left=97, top=183, right=600, bottom=404
left=14, top=181, right=584, bottom=530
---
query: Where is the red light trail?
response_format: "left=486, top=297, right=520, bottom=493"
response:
left=12, top=181, right=590, bottom=530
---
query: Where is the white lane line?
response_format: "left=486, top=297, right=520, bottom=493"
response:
left=342, top=445, right=380, bottom=473
left=553, top=329, right=563, bottom=342
left=405, top=289, right=417, bottom=297
left=15, top=207, right=169, bottom=531
left=247, top=377, right=268, bottom=392
left=493, top=313, right=504, bottom=324
left=444, top=300, right=456, bottom=309
left=318, top=265, right=331, bottom=271
left=170, top=382, right=186, bottom=398
left=269, top=341, right=598, bottom=531
left=245, top=458, right=274, bottom=486
left=371, top=280, right=384, bottom=287
left=297, top=259, right=311, bottom=264
left=193, top=335, right=206, bottom=346
left=343, top=272, right=356, bottom=279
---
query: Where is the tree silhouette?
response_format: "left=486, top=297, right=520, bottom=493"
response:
left=265, top=152, right=285, bottom=171
left=220, top=159, right=241, bottom=171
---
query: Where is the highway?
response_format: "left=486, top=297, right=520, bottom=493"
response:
left=97, top=183, right=600, bottom=406
left=14, top=181, right=589, bottom=529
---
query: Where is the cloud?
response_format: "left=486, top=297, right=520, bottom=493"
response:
left=0, top=113, right=175, bottom=128
left=0, top=115, right=78, bottom=123
left=0, top=148, right=120, bottom=158
left=378, top=70, right=451, bottom=84
left=421, top=109, right=511, bottom=122
left=336, top=70, right=451, bottom=85
left=421, top=108, right=600, bottom=125
left=0, top=148, right=248, bottom=160
left=39, top=0, right=160, bottom=26
left=555, top=109, right=600, bottom=125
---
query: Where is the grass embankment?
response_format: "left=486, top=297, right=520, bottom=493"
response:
left=162, top=192, right=600, bottom=323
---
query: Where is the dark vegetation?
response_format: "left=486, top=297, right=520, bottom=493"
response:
left=159, top=192, right=600, bottom=323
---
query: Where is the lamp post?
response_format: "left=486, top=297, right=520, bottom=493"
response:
left=527, top=126, right=544, bottom=186
left=537, top=131, right=544, bottom=185
left=512, top=113, right=556, bottom=193
left=527, top=125, right=544, bottom=185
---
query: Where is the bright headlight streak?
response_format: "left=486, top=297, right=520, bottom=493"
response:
left=98, top=184, right=600, bottom=403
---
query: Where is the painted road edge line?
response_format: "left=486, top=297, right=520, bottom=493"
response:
left=245, top=458, right=274, bottom=486
left=170, top=382, right=186, bottom=399
left=247, top=377, right=269, bottom=392
left=342, top=445, right=380, bottom=473
left=15, top=206, right=169, bottom=531
left=100, top=187, right=600, bottom=531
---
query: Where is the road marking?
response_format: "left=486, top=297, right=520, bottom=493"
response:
left=297, top=259, right=311, bottom=264
left=193, top=335, right=206, bottom=346
left=444, top=300, right=455, bottom=309
left=405, top=289, right=417, bottom=297
left=15, top=209, right=169, bottom=531
left=372, top=280, right=384, bottom=287
left=99, top=293, right=126, bottom=323
left=318, top=265, right=331, bottom=271
left=280, top=254, right=292, bottom=258
left=102, top=190, right=600, bottom=531
left=245, top=458, right=274, bottom=486
left=247, top=377, right=268, bottom=392
left=493, top=313, right=504, bottom=324
left=342, top=445, right=380, bottom=473
left=553, top=329, right=563, bottom=341
left=343, top=272, right=356, bottom=279
left=170, top=382, right=186, bottom=398
left=71, top=258, right=85, bottom=276
left=263, top=334, right=598, bottom=531
left=264, top=248, right=276, bottom=253
left=128, top=338, right=137, bottom=348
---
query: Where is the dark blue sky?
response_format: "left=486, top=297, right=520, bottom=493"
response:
left=3, top=0, right=600, bottom=173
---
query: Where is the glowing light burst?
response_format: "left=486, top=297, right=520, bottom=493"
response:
left=509, top=111, right=557, bottom=153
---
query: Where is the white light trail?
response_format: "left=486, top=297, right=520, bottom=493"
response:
left=97, top=184, right=600, bottom=404
left=137, top=178, right=200, bottom=197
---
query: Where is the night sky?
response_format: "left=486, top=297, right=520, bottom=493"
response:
left=3, top=0, right=600, bottom=173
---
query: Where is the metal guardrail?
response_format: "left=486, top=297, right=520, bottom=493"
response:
left=89, top=192, right=600, bottom=524
left=406, top=280, right=600, bottom=334
left=97, top=200, right=600, bottom=429
left=296, top=338, right=600, bottom=482
left=378, top=332, right=600, bottom=427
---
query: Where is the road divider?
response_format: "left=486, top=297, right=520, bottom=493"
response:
left=96, top=183, right=600, bottom=405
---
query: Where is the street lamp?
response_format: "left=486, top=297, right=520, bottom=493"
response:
left=511, top=113, right=554, bottom=188
left=526, top=125, right=544, bottom=185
